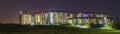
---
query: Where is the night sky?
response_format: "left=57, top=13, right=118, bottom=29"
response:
left=0, top=0, right=119, bottom=23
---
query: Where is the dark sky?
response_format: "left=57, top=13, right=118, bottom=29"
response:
left=0, top=0, right=119, bottom=23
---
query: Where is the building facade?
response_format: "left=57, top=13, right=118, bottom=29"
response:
left=21, top=13, right=32, bottom=25
left=19, top=10, right=113, bottom=28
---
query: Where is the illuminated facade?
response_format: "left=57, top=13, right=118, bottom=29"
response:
left=68, top=12, right=113, bottom=28
left=34, top=13, right=47, bottom=25
left=21, top=13, right=32, bottom=25
left=45, top=11, right=68, bottom=25
left=19, top=10, right=113, bottom=29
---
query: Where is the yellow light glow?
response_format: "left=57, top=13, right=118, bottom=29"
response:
left=91, top=19, right=97, bottom=24
left=77, top=13, right=82, bottom=17
left=34, top=13, right=46, bottom=25
left=87, top=18, right=90, bottom=24
left=80, top=18, right=84, bottom=25
left=99, top=14, right=104, bottom=17
left=21, top=14, right=31, bottom=25
left=79, top=19, right=82, bottom=24
left=67, top=19, right=73, bottom=24
left=98, top=19, right=103, bottom=24
left=70, top=14, right=73, bottom=18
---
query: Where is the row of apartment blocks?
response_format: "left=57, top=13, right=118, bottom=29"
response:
left=19, top=10, right=113, bottom=28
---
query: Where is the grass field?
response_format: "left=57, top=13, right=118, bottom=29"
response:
left=0, top=25, right=120, bottom=34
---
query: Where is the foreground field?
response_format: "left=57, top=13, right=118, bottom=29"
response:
left=0, top=25, right=120, bottom=34
left=1, top=29, right=120, bottom=34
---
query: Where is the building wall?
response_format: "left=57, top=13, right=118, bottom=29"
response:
left=47, top=12, right=68, bottom=25
left=66, top=13, right=113, bottom=28
left=19, top=11, right=113, bottom=29
left=34, top=13, right=46, bottom=25
left=21, top=14, right=31, bottom=25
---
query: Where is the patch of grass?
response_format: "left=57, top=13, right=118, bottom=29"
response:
left=0, top=25, right=120, bottom=34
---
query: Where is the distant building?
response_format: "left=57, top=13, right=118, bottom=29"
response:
left=19, top=10, right=113, bottom=29
left=68, top=12, right=113, bottom=28
left=19, top=11, right=22, bottom=24
left=20, top=12, right=32, bottom=25
left=34, top=12, right=47, bottom=25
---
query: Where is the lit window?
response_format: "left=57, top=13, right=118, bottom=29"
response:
left=99, top=14, right=104, bottom=17
left=87, top=18, right=90, bottom=24
left=91, top=19, right=97, bottom=24
left=67, top=19, right=73, bottom=24
left=95, top=14, right=99, bottom=17
left=70, top=14, right=73, bottom=18
left=98, top=19, right=103, bottom=24
left=77, top=13, right=82, bottom=17
left=83, top=14, right=89, bottom=17
left=90, top=14, right=93, bottom=17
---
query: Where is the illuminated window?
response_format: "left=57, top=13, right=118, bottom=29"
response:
left=69, top=14, right=73, bottom=18
left=73, top=19, right=77, bottom=24
left=77, top=13, right=82, bottom=17
left=54, top=13, right=61, bottom=24
left=107, top=19, right=113, bottom=25
left=67, top=19, right=73, bottom=24
left=50, top=12, right=54, bottom=24
left=99, top=14, right=104, bottom=17
left=103, top=17, right=107, bottom=24
left=80, top=18, right=84, bottom=25
left=90, top=14, right=93, bottom=17
left=87, top=18, right=90, bottom=24
left=77, top=19, right=82, bottom=25
left=83, top=14, right=89, bottom=17
left=95, top=14, right=99, bottom=17
left=98, top=19, right=104, bottom=24
left=91, top=19, right=97, bottom=24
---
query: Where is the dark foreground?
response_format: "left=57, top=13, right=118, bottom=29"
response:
left=0, top=24, right=120, bottom=34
